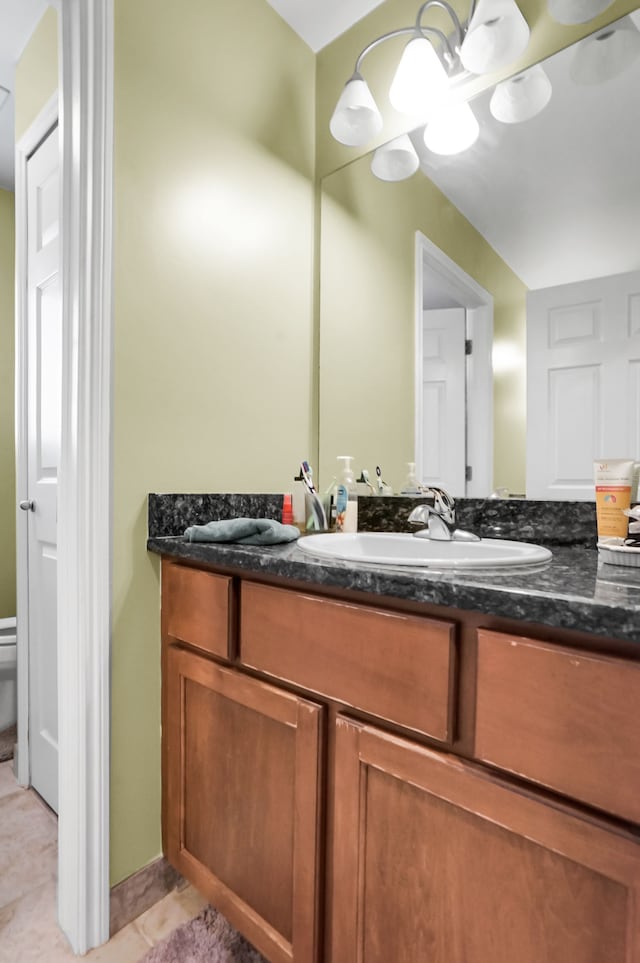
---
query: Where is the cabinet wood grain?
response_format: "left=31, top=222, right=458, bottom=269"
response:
left=475, top=629, right=640, bottom=822
left=331, top=716, right=640, bottom=963
left=240, top=581, right=456, bottom=743
left=163, top=560, right=233, bottom=659
left=165, top=645, right=323, bottom=963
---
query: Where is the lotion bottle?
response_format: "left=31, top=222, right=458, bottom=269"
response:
left=335, top=455, right=358, bottom=532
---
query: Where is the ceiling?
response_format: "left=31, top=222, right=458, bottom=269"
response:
left=0, top=0, right=48, bottom=189
left=413, top=9, right=640, bottom=290
left=264, top=0, right=385, bottom=52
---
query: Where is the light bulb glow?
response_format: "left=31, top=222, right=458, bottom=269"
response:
left=329, top=76, right=383, bottom=147
left=389, top=36, right=449, bottom=116
left=424, top=102, right=480, bottom=155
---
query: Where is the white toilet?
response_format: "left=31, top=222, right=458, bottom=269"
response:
left=0, top=617, right=17, bottom=733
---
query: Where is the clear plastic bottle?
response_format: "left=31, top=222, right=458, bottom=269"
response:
left=335, top=455, right=358, bottom=532
left=400, top=461, right=422, bottom=495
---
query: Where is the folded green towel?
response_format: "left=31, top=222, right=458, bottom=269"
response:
left=184, top=517, right=299, bottom=545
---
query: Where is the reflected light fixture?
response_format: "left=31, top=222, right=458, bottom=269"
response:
left=570, top=18, right=640, bottom=84
left=489, top=64, right=552, bottom=122
left=370, top=134, right=420, bottom=181
left=330, top=0, right=531, bottom=154
left=547, top=0, right=614, bottom=25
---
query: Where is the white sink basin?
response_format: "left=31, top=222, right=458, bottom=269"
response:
left=297, top=532, right=552, bottom=569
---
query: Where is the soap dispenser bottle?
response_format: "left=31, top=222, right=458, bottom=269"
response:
left=335, top=455, right=358, bottom=533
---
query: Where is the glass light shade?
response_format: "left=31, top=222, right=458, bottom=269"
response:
left=388, top=36, right=449, bottom=116
left=570, top=21, right=640, bottom=84
left=547, top=0, right=614, bottom=24
left=489, top=65, right=552, bottom=122
left=459, top=0, right=530, bottom=74
left=370, top=134, right=420, bottom=181
left=329, top=75, right=383, bottom=147
left=424, top=101, right=480, bottom=155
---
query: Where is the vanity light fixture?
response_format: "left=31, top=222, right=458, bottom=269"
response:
left=370, top=133, right=420, bottom=181
left=570, top=17, right=640, bottom=84
left=424, top=99, right=481, bottom=153
left=547, top=0, right=614, bottom=25
left=489, top=64, right=552, bottom=123
left=329, top=0, right=531, bottom=152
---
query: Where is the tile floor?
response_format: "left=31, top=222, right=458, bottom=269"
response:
left=0, top=760, right=208, bottom=962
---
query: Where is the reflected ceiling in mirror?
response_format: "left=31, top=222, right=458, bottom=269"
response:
left=318, top=9, right=640, bottom=497
left=394, top=9, right=640, bottom=289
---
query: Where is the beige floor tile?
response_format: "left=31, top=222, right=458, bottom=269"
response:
left=0, top=761, right=20, bottom=801
left=83, top=921, right=151, bottom=962
left=173, top=882, right=208, bottom=919
left=132, top=886, right=201, bottom=947
left=0, top=789, right=57, bottom=910
left=0, top=879, right=75, bottom=963
left=0, top=878, right=152, bottom=963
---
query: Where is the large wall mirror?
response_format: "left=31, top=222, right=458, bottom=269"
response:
left=318, top=8, right=640, bottom=499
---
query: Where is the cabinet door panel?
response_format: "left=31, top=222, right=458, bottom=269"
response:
left=166, top=646, right=323, bottom=963
left=332, top=717, right=640, bottom=963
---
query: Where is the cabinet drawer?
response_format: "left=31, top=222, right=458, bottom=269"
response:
left=162, top=560, right=232, bottom=660
left=240, top=582, right=456, bottom=742
left=475, top=629, right=640, bottom=822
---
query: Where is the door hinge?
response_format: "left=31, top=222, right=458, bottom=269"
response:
left=465, top=339, right=473, bottom=355
left=465, top=465, right=473, bottom=482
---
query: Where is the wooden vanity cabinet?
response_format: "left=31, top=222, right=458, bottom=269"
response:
left=161, top=558, right=640, bottom=963
left=162, top=562, right=323, bottom=963
left=332, top=717, right=640, bottom=963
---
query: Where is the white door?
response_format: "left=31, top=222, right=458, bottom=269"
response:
left=24, top=125, right=61, bottom=812
left=421, top=307, right=467, bottom=495
left=527, top=271, right=640, bottom=500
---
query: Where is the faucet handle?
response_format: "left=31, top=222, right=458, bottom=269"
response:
left=426, top=487, right=455, bottom=522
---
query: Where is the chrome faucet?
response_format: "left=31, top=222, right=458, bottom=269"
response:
left=408, top=488, right=480, bottom=542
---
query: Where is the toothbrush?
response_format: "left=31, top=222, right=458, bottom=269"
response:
left=300, top=461, right=327, bottom=529
left=359, top=469, right=376, bottom=495
left=300, top=460, right=316, bottom=493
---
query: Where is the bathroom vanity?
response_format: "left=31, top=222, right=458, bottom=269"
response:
left=149, top=515, right=640, bottom=963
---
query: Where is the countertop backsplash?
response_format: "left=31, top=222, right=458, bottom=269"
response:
left=149, top=492, right=597, bottom=548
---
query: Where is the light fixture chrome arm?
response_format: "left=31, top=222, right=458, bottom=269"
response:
left=353, top=24, right=456, bottom=76
left=416, top=0, right=465, bottom=58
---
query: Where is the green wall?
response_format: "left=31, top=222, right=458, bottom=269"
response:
left=0, top=190, right=16, bottom=618
left=319, top=154, right=526, bottom=496
left=110, top=0, right=316, bottom=884
left=15, top=6, right=58, bottom=141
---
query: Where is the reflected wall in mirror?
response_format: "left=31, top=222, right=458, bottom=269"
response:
left=318, top=8, right=640, bottom=499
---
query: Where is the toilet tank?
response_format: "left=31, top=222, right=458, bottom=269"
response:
left=0, top=617, right=17, bottom=645
left=0, top=617, right=17, bottom=733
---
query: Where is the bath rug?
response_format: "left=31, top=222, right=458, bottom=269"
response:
left=139, top=904, right=267, bottom=963
left=0, top=724, right=16, bottom=763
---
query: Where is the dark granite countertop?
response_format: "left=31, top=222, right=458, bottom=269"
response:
left=147, top=533, right=640, bottom=646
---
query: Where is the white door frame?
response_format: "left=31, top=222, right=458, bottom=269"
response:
left=14, top=0, right=113, bottom=953
left=414, top=231, right=494, bottom=497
